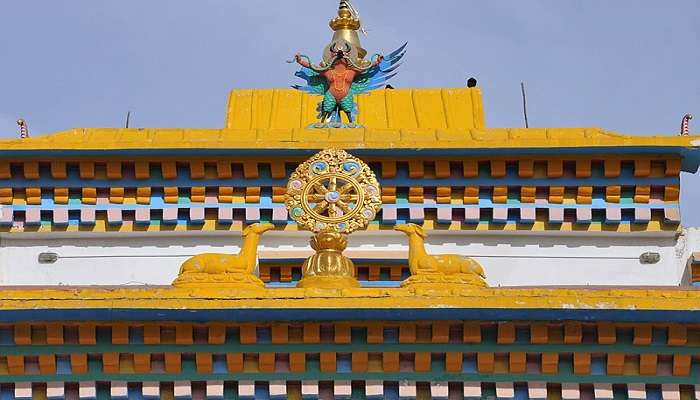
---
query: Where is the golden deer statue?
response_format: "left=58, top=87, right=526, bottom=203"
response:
left=172, top=223, right=274, bottom=288
left=394, top=223, right=487, bottom=288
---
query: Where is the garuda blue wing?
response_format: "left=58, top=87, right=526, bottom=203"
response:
left=292, top=67, right=327, bottom=95
left=351, top=42, right=407, bottom=95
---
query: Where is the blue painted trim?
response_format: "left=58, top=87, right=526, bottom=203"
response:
left=265, top=281, right=402, bottom=288
left=0, top=155, right=684, bottom=186
left=0, top=144, right=698, bottom=164
left=0, top=308, right=698, bottom=323
left=5, top=199, right=680, bottom=211
left=0, top=174, right=678, bottom=189
left=0, top=217, right=673, bottom=228
left=261, top=258, right=406, bottom=265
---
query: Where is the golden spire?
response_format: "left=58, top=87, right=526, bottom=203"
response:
left=328, top=0, right=367, bottom=59
left=329, top=0, right=361, bottom=31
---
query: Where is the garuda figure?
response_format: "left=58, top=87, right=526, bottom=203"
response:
left=291, top=1, right=406, bottom=127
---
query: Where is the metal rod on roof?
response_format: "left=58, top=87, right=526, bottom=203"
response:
left=521, top=81, right=529, bottom=128
left=125, top=111, right=131, bottom=128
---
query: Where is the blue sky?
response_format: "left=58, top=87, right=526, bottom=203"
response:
left=1, top=1, right=699, bottom=224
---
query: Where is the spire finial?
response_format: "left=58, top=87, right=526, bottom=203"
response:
left=680, top=114, right=693, bottom=136
left=17, top=118, right=29, bottom=139
left=330, top=1, right=360, bottom=31
left=328, top=0, right=366, bottom=59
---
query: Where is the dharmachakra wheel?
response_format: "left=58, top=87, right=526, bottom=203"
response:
left=285, top=148, right=381, bottom=234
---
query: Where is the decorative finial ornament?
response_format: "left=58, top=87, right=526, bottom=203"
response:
left=681, top=114, right=693, bottom=136
left=329, top=0, right=364, bottom=59
left=291, top=1, right=407, bottom=128
left=17, top=119, right=29, bottom=139
left=286, top=148, right=381, bottom=288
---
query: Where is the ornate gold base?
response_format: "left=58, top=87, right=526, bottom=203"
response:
left=401, top=273, right=487, bottom=288
left=172, top=272, right=265, bottom=288
left=297, top=231, right=361, bottom=289
left=296, top=275, right=361, bottom=288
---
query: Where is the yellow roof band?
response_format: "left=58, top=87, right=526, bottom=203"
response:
left=0, top=286, right=697, bottom=312
left=1, top=126, right=697, bottom=151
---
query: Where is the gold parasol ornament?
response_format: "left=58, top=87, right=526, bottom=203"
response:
left=285, top=148, right=381, bottom=288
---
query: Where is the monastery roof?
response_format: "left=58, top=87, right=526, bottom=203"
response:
left=1, top=88, right=698, bottom=172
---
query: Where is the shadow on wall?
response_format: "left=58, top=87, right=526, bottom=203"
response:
left=0, top=230, right=680, bottom=251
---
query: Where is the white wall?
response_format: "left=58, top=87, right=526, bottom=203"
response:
left=0, top=229, right=692, bottom=287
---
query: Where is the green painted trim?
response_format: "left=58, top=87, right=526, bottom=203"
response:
left=0, top=342, right=697, bottom=356
left=0, top=353, right=698, bottom=387
left=0, top=369, right=696, bottom=385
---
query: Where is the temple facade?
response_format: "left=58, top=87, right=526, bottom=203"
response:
left=0, top=2, right=699, bottom=399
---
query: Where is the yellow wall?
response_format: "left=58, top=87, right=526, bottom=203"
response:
left=225, top=88, right=485, bottom=130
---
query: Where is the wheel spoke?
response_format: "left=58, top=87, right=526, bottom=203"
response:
left=338, top=182, right=354, bottom=194
left=329, top=176, right=337, bottom=192
left=337, top=201, right=352, bottom=214
left=340, top=194, right=359, bottom=201
left=329, top=203, right=337, bottom=217
left=314, top=184, right=328, bottom=194
left=313, top=201, right=328, bottom=213
left=308, top=194, right=326, bottom=201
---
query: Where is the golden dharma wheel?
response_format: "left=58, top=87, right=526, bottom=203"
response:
left=285, top=148, right=381, bottom=234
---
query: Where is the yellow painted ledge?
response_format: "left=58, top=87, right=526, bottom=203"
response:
left=1, top=127, right=699, bottom=152
left=0, top=286, right=698, bottom=312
